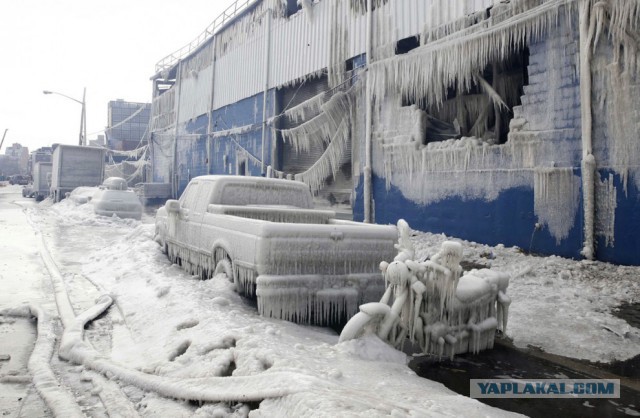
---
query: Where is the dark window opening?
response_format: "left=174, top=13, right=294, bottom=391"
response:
left=345, top=58, right=354, bottom=72
left=286, top=0, right=301, bottom=17
left=396, top=36, right=420, bottom=55
left=404, top=47, right=530, bottom=145
left=154, top=79, right=175, bottom=97
left=237, top=160, right=246, bottom=176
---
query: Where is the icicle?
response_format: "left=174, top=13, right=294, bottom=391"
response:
left=370, top=0, right=580, bottom=107
left=294, top=119, right=350, bottom=194
left=534, top=167, right=581, bottom=244
left=595, top=174, right=617, bottom=247
left=279, top=91, right=329, bottom=124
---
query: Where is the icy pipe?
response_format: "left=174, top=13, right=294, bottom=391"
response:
left=0, top=305, right=84, bottom=418
left=206, top=41, right=218, bottom=175
left=32, top=206, right=323, bottom=403
left=60, top=300, right=321, bottom=403
left=579, top=1, right=596, bottom=260
left=363, top=0, right=373, bottom=223
left=173, top=62, right=184, bottom=199
left=261, top=11, right=272, bottom=175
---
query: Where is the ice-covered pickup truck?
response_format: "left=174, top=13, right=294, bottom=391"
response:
left=155, top=175, right=398, bottom=325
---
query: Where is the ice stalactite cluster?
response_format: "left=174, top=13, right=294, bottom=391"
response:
left=257, top=275, right=362, bottom=324
left=376, top=123, right=539, bottom=203
left=329, top=1, right=349, bottom=88
left=348, top=0, right=389, bottom=15
left=294, top=120, right=350, bottom=194
left=595, top=173, right=617, bottom=248
left=213, top=0, right=285, bottom=61
left=208, top=205, right=333, bottom=224
left=340, top=220, right=511, bottom=359
left=534, top=167, right=581, bottom=244
left=280, top=90, right=353, bottom=153
left=589, top=0, right=640, bottom=192
left=254, top=234, right=395, bottom=323
left=420, top=8, right=487, bottom=46
left=279, top=90, right=329, bottom=124
left=151, top=89, right=176, bottom=131
left=369, top=0, right=577, bottom=107
left=279, top=84, right=360, bottom=194
left=371, top=3, right=397, bottom=61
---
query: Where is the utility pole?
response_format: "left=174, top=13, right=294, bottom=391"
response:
left=0, top=129, right=7, bottom=152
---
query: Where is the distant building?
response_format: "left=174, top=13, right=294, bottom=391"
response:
left=2, top=143, right=29, bottom=176
left=88, top=135, right=105, bottom=148
left=106, top=99, right=151, bottom=151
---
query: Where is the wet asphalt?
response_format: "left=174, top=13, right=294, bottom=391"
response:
left=409, top=336, right=640, bottom=418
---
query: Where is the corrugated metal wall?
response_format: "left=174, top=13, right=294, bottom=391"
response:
left=213, top=35, right=265, bottom=111
left=210, top=0, right=494, bottom=111
left=178, top=43, right=214, bottom=124
left=269, top=3, right=334, bottom=88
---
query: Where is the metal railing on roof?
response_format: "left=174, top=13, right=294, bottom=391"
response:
left=154, top=0, right=258, bottom=73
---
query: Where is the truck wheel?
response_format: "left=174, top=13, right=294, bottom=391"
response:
left=214, top=259, right=233, bottom=281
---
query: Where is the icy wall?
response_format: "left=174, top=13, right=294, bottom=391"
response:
left=150, top=0, right=640, bottom=264
left=209, top=91, right=276, bottom=183
left=590, top=8, right=640, bottom=265
left=357, top=8, right=586, bottom=259
left=151, top=129, right=174, bottom=185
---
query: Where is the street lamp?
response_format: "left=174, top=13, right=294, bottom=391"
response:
left=43, top=88, right=87, bottom=146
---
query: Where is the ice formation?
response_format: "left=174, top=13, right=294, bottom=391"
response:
left=595, top=173, right=617, bottom=247
left=534, top=167, right=581, bottom=244
left=368, top=0, right=578, bottom=107
left=277, top=83, right=360, bottom=194
left=340, top=220, right=511, bottom=359
left=367, top=0, right=638, bottom=253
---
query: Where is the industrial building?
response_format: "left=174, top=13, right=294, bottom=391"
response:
left=106, top=99, right=151, bottom=151
left=149, top=0, right=640, bottom=265
left=0, top=143, right=29, bottom=177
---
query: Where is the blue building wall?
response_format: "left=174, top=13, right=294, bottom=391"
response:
left=209, top=90, right=276, bottom=181
left=353, top=173, right=585, bottom=259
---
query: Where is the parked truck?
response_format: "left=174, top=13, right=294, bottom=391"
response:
left=50, top=145, right=105, bottom=203
left=32, top=162, right=52, bottom=201
left=155, top=175, right=398, bottom=325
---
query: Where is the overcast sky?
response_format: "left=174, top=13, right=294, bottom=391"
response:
left=0, top=0, right=237, bottom=152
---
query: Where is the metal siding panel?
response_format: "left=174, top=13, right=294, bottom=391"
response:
left=213, top=34, right=264, bottom=110
left=178, top=65, right=213, bottom=124
left=202, top=0, right=498, bottom=112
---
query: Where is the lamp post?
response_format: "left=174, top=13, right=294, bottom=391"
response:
left=43, top=88, right=87, bottom=146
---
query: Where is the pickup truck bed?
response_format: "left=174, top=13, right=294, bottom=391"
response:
left=155, top=175, right=398, bottom=325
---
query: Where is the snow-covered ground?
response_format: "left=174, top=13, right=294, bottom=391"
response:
left=1, top=183, right=639, bottom=416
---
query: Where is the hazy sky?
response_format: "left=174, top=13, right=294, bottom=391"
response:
left=0, top=0, right=237, bottom=152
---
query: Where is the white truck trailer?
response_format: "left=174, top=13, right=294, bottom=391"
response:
left=32, top=162, right=52, bottom=201
left=50, top=145, right=105, bottom=203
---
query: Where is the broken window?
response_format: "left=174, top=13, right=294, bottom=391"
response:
left=404, top=47, right=529, bottom=145
left=395, top=36, right=420, bottom=55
